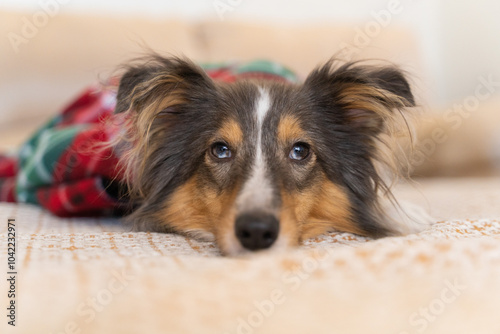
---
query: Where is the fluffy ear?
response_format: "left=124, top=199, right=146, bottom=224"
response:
left=303, top=60, right=417, bottom=238
left=113, top=55, right=215, bottom=197
left=304, top=60, right=415, bottom=137
left=115, top=55, right=214, bottom=114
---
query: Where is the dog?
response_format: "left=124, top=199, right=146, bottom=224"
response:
left=0, top=54, right=431, bottom=255
left=110, top=55, right=431, bottom=255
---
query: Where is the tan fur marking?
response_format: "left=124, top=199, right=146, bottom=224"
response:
left=217, top=119, right=244, bottom=146
left=280, top=172, right=362, bottom=242
left=277, top=115, right=306, bottom=144
left=305, top=180, right=361, bottom=238
left=156, top=176, right=239, bottom=242
left=337, top=84, right=405, bottom=117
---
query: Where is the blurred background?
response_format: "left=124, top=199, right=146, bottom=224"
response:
left=1, top=0, right=499, bottom=176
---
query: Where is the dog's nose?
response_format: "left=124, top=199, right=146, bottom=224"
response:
left=235, top=213, right=279, bottom=251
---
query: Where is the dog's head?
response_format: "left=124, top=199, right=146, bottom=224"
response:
left=114, top=55, right=415, bottom=255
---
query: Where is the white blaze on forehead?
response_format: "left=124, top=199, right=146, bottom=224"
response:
left=236, top=88, right=275, bottom=213
left=255, top=87, right=271, bottom=126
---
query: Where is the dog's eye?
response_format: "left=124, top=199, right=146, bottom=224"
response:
left=289, top=143, right=310, bottom=161
left=211, top=142, right=232, bottom=159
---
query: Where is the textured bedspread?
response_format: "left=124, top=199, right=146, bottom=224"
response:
left=1, top=178, right=500, bottom=334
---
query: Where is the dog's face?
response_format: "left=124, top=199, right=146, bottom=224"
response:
left=115, top=56, right=414, bottom=255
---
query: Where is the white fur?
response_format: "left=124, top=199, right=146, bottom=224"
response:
left=381, top=199, right=434, bottom=235
left=235, top=88, right=274, bottom=213
left=223, top=231, right=246, bottom=255
left=226, top=88, right=281, bottom=255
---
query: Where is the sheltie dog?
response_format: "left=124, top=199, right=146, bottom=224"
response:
left=112, top=55, right=431, bottom=255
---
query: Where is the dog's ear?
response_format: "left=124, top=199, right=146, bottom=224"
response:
left=113, top=56, right=216, bottom=197
left=303, top=60, right=416, bottom=237
left=304, top=60, right=415, bottom=137
left=115, top=55, right=214, bottom=114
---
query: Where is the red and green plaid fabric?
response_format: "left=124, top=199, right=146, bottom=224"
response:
left=0, top=60, right=298, bottom=217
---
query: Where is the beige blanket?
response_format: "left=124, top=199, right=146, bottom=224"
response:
left=1, top=178, right=500, bottom=334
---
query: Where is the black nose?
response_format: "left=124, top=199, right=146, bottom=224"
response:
left=235, top=213, right=279, bottom=251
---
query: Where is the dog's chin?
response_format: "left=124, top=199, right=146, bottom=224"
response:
left=217, top=233, right=291, bottom=256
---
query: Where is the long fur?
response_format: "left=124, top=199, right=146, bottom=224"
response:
left=108, top=54, right=431, bottom=254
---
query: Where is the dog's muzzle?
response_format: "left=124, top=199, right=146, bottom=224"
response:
left=235, top=212, right=279, bottom=251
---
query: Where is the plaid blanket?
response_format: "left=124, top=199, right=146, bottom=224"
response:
left=0, top=60, right=298, bottom=217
